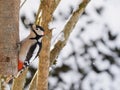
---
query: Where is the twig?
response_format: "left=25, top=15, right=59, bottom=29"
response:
left=29, top=71, right=37, bottom=90
left=20, top=0, right=27, bottom=8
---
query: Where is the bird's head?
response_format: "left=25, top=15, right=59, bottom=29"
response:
left=29, top=24, right=44, bottom=37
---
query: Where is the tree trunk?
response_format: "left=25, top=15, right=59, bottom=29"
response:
left=0, top=0, right=19, bottom=75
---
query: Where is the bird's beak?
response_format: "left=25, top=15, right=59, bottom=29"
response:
left=42, top=32, right=45, bottom=36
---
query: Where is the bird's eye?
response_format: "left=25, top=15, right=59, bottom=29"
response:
left=36, top=28, right=39, bottom=30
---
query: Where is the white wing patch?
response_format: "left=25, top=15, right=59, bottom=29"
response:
left=29, top=44, right=39, bottom=63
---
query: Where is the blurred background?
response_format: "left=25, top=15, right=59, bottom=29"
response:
left=20, top=0, right=120, bottom=90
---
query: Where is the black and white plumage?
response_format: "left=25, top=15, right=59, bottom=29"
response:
left=18, top=24, right=44, bottom=73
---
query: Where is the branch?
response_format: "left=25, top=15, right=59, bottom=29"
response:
left=53, top=0, right=61, bottom=12
left=50, top=0, right=90, bottom=66
left=11, top=68, right=28, bottom=90
left=35, top=0, right=61, bottom=25
left=36, top=0, right=59, bottom=90
left=29, top=71, right=37, bottom=90
left=20, top=0, right=27, bottom=8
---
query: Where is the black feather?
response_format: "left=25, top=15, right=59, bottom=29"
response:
left=24, top=43, right=37, bottom=66
left=35, top=42, right=42, bottom=59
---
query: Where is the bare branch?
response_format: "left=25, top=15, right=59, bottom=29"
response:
left=36, top=0, right=55, bottom=90
left=53, top=0, right=61, bottom=12
left=11, top=68, right=28, bottom=90
left=29, top=71, right=37, bottom=90
left=50, top=0, right=90, bottom=66
left=20, top=0, right=27, bottom=8
left=35, top=0, right=61, bottom=25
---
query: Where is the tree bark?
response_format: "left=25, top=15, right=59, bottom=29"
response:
left=0, top=0, right=19, bottom=75
left=37, top=0, right=55, bottom=90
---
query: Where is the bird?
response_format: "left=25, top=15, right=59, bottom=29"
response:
left=18, top=24, right=44, bottom=74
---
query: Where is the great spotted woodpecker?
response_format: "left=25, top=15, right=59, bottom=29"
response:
left=18, top=24, right=44, bottom=73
